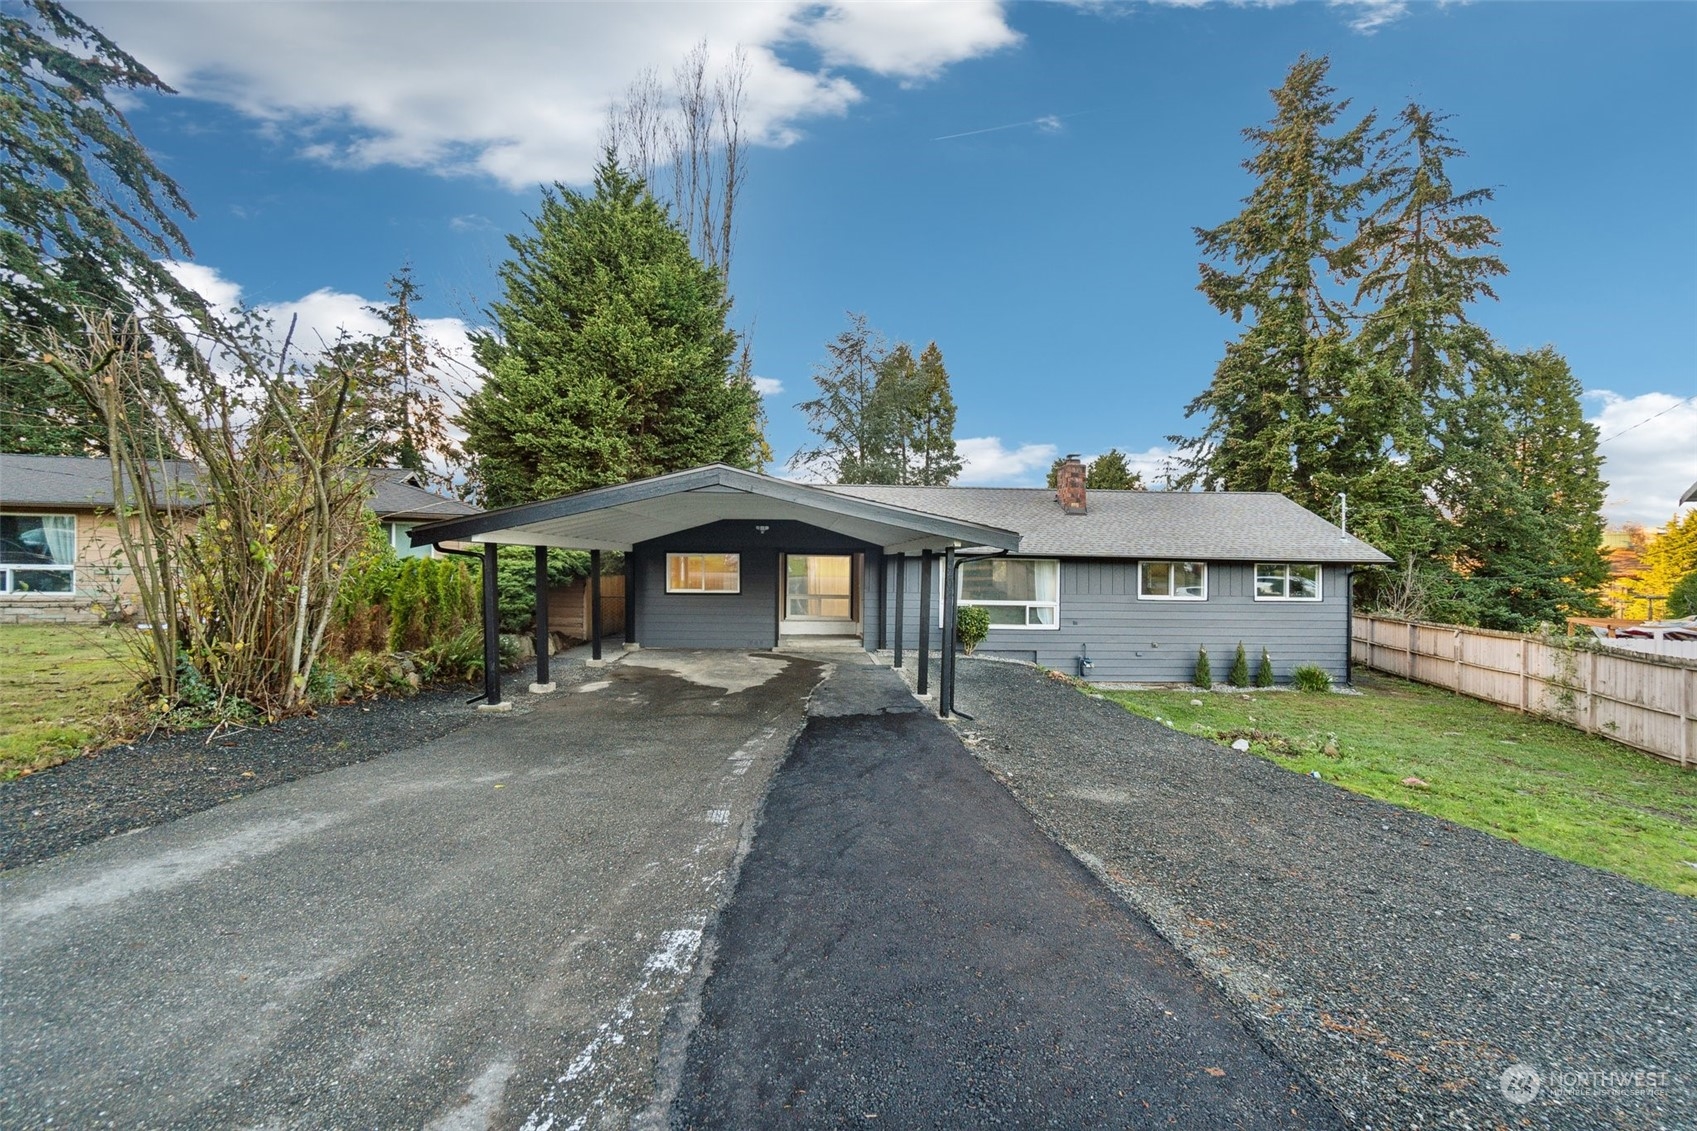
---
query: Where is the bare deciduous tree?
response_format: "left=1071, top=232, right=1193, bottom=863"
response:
left=604, top=41, right=748, bottom=281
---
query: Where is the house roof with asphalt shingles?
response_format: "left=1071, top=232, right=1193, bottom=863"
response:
left=0, top=454, right=477, bottom=521
left=1682, top=480, right=1697, bottom=505
left=818, top=483, right=1392, bottom=564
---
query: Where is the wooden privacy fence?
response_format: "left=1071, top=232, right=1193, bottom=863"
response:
left=1352, top=615, right=1696, bottom=770
left=547, top=573, right=626, bottom=641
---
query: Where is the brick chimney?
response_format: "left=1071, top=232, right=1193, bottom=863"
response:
left=1055, top=453, right=1087, bottom=515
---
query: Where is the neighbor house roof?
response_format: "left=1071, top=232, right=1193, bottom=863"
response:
left=819, top=484, right=1392, bottom=564
left=408, top=465, right=1022, bottom=554
left=1682, top=480, right=1697, bottom=505
left=0, top=454, right=476, bottom=521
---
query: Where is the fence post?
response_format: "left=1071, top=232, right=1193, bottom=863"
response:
left=1527, top=635, right=1540, bottom=713
left=1407, top=620, right=1416, bottom=679
left=1453, top=629, right=1463, bottom=692
left=1682, top=667, right=1691, bottom=769
left=1585, top=649, right=1598, bottom=735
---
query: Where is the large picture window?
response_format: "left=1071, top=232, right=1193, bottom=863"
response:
left=949, top=557, right=1059, bottom=629
left=666, top=552, right=741, bottom=594
left=1, top=514, right=75, bottom=594
left=1256, top=563, right=1321, bottom=601
left=1139, top=560, right=1206, bottom=600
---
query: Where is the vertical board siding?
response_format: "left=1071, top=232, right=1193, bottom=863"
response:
left=874, top=558, right=1352, bottom=684
left=1353, top=615, right=1696, bottom=770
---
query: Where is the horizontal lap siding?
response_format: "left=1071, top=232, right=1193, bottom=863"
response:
left=878, top=557, right=1351, bottom=683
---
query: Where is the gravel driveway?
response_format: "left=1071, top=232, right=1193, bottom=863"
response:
left=925, top=657, right=1695, bottom=1131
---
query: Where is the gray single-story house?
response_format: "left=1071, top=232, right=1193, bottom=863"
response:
left=410, top=458, right=1391, bottom=712
left=0, top=454, right=478, bottom=622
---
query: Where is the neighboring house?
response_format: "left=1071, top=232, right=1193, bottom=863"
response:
left=0, top=454, right=477, bottom=623
left=411, top=458, right=1391, bottom=687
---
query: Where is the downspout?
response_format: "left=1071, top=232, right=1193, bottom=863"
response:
left=941, top=549, right=1008, bottom=720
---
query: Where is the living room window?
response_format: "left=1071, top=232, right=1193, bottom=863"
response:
left=666, top=552, right=741, bottom=594
left=947, top=557, right=1059, bottom=628
left=1255, top=563, right=1321, bottom=601
left=1, top=514, right=75, bottom=594
left=1138, top=560, right=1206, bottom=600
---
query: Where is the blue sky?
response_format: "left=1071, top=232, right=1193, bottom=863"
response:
left=68, top=0, right=1696, bottom=525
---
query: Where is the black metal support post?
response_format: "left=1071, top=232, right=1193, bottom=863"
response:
left=917, top=551, right=932, bottom=698
left=876, top=555, right=888, bottom=651
left=590, top=549, right=603, bottom=661
left=534, top=545, right=550, bottom=687
left=482, top=542, right=502, bottom=706
left=892, top=555, right=905, bottom=670
left=624, top=553, right=637, bottom=646
left=940, top=546, right=957, bottom=717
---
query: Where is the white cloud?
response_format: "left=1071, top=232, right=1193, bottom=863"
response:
left=955, top=437, right=1058, bottom=485
left=801, top=1, right=1020, bottom=80
left=76, top=1, right=1017, bottom=189
left=752, top=376, right=784, bottom=397
left=1587, top=391, right=1697, bottom=528
left=162, top=261, right=482, bottom=396
left=1129, top=0, right=1413, bottom=34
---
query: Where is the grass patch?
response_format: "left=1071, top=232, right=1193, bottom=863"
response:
left=0, top=623, right=138, bottom=779
left=1102, top=669, right=1697, bottom=898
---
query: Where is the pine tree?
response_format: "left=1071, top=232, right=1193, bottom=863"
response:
left=1174, top=55, right=1379, bottom=519
left=1, top=0, right=208, bottom=453
left=792, top=313, right=890, bottom=484
left=461, top=154, right=760, bottom=507
left=909, top=342, right=962, bottom=486
left=1229, top=642, right=1250, bottom=688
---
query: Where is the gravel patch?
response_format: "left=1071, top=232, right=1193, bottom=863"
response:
left=920, top=656, right=1695, bottom=1131
left=0, top=655, right=592, bottom=871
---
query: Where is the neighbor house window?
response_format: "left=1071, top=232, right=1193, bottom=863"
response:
left=947, top=557, right=1060, bottom=629
left=1, top=514, right=75, bottom=594
left=1139, top=560, right=1206, bottom=600
left=1256, top=563, right=1321, bottom=601
left=667, top=552, right=741, bottom=594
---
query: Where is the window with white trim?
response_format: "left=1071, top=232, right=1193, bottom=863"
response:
left=1255, top=563, right=1321, bottom=600
left=947, top=557, right=1060, bottom=629
left=1138, top=560, right=1206, bottom=600
left=1, top=514, right=75, bottom=594
left=666, top=552, right=741, bottom=594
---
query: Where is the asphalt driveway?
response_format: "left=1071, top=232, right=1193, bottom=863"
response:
left=670, top=659, right=1342, bottom=1129
left=1, top=650, right=825, bottom=1131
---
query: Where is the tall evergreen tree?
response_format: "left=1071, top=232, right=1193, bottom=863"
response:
left=1174, top=55, right=1379, bottom=519
left=908, top=341, right=962, bottom=486
left=1, top=0, right=208, bottom=453
left=460, top=154, right=761, bottom=507
left=791, top=313, right=890, bottom=484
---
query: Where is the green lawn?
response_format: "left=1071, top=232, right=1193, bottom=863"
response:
left=0, top=623, right=138, bottom=778
left=1102, top=669, right=1697, bottom=898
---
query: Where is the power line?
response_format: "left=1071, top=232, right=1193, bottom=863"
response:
left=1597, top=397, right=1695, bottom=443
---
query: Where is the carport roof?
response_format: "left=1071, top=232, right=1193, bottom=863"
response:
left=406, top=465, right=1022, bottom=554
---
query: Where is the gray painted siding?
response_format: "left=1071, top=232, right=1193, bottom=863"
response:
left=632, top=520, right=876, bottom=650
left=874, top=557, right=1351, bottom=684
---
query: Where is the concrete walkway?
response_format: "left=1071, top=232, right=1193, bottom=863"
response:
left=670, top=659, right=1342, bottom=1128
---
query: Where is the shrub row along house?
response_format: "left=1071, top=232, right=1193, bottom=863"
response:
left=410, top=456, right=1389, bottom=710
left=0, top=454, right=478, bottom=623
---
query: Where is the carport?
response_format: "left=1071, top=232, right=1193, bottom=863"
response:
left=408, top=465, right=1021, bottom=716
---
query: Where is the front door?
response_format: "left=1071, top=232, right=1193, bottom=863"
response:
left=781, top=554, right=859, bottom=637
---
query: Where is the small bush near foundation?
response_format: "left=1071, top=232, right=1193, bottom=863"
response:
left=956, top=606, right=991, bottom=655
left=1193, top=645, right=1212, bottom=689
left=1291, top=664, right=1333, bottom=693
left=1228, top=642, right=1250, bottom=688
left=1255, top=647, right=1275, bottom=688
